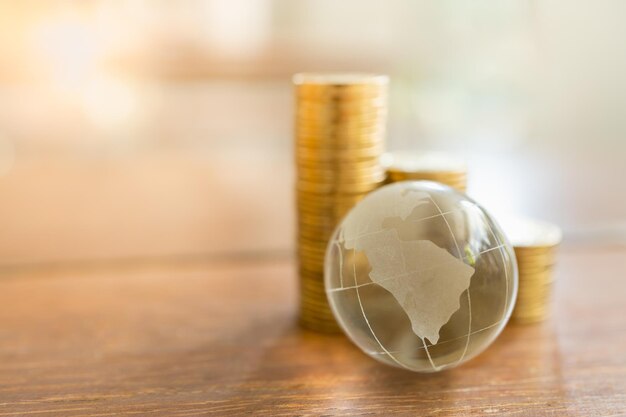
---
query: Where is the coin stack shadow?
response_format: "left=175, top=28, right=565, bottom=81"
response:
left=512, top=243, right=559, bottom=323
left=294, top=73, right=388, bottom=332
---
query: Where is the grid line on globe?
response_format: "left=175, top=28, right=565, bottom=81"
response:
left=293, top=73, right=388, bottom=332
left=424, top=194, right=472, bottom=370
left=325, top=182, right=518, bottom=372
left=330, top=207, right=509, bottom=371
left=483, top=215, right=514, bottom=326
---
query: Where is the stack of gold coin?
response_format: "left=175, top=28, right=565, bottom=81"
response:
left=381, top=150, right=468, bottom=192
left=502, top=217, right=562, bottom=324
left=294, top=73, right=388, bottom=332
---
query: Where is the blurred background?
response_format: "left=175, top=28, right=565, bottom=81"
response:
left=0, top=0, right=625, bottom=267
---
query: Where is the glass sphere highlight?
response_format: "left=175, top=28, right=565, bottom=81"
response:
left=325, top=181, right=518, bottom=372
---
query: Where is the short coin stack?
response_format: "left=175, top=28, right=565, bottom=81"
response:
left=503, top=217, right=562, bottom=324
left=381, top=150, right=467, bottom=192
left=294, top=73, right=388, bottom=332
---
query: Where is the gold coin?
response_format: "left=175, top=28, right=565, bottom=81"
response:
left=297, top=242, right=328, bottom=254
left=296, top=101, right=385, bottom=108
left=298, top=259, right=324, bottom=274
left=386, top=177, right=467, bottom=192
left=299, top=262, right=326, bottom=275
left=298, top=260, right=326, bottom=273
left=298, top=260, right=324, bottom=274
left=297, top=243, right=327, bottom=256
left=514, top=247, right=557, bottom=257
left=299, top=268, right=326, bottom=279
left=297, top=169, right=384, bottom=183
left=299, top=295, right=331, bottom=309
left=386, top=172, right=466, bottom=183
left=296, top=142, right=385, bottom=157
left=295, top=94, right=387, bottom=107
left=299, top=268, right=326, bottom=280
left=298, top=202, right=348, bottom=214
left=297, top=248, right=328, bottom=262
left=297, top=213, right=340, bottom=223
left=296, top=129, right=385, bottom=141
left=296, top=116, right=386, bottom=127
left=295, top=147, right=384, bottom=162
left=382, top=150, right=466, bottom=172
left=299, top=284, right=326, bottom=296
left=296, top=180, right=382, bottom=195
left=294, top=135, right=385, bottom=150
left=295, top=88, right=387, bottom=100
left=295, top=86, right=387, bottom=99
left=300, top=306, right=332, bottom=318
left=299, top=284, right=330, bottom=296
left=386, top=169, right=466, bottom=177
left=387, top=175, right=467, bottom=185
left=296, top=105, right=386, bottom=119
left=296, top=156, right=384, bottom=166
left=299, top=311, right=336, bottom=322
left=295, top=96, right=387, bottom=107
left=296, top=120, right=385, bottom=130
left=296, top=193, right=365, bottom=206
left=296, top=159, right=384, bottom=172
left=500, top=216, right=562, bottom=325
left=299, top=317, right=339, bottom=333
left=296, top=232, right=335, bottom=246
left=297, top=250, right=326, bottom=264
left=299, top=313, right=334, bottom=325
left=297, top=208, right=352, bottom=218
left=300, top=300, right=333, bottom=313
left=295, top=84, right=387, bottom=96
left=296, top=128, right=385, bottom=139
left=293, top=72, right=388, bottom=87
left=296, top=101, right=386, bottom=111
left=298, top=244, right=327, bottom=255
left=297, top=225, right=338, bottom=238
left=299, top=315, right=336, bottom=326
left=299, top=292, right=330, bottom=306
left=296, top=156, right=384, bottom=170
left=296, top=173, right=384, bottom=183
left=296, top=102, right=387, bottom=114
left=296, top=173, right=386, bottom=188
left=297, top=228, right=335, bottom=242
left=297, top=212, right=340, bottom=226
left=297, top=197, right=360, bottom=208
left=515, top=255, right=557, bottom=267
left=295, top=118, right=386, bottom=132
left=294, top=73, right=389, bottom=331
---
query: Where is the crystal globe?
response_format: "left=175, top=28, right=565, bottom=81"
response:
left=325, top=181, right=518, bottom=372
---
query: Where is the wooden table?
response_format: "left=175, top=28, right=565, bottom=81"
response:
left=1, top=245, right=624, bottom=416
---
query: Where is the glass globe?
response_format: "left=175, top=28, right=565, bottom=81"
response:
left=325, top=181, right=518, bottom=372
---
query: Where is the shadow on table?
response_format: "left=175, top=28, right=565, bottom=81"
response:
left=229, top=314, right=567, bottom=415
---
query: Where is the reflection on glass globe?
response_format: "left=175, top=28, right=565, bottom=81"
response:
left=325, top=181, right=518, bottom=372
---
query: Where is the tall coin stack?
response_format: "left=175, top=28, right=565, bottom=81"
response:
left=381, top=150, right=468, bottom=192
left=294, top=73, right=388, bottom=332
left=503, top=217, right=562, bottom=324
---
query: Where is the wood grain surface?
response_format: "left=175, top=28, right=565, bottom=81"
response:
left=0, top=246, right=624, bottom=416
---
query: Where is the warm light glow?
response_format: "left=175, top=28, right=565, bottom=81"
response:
left=82, top=75, right=138, bottom=130
left=32, top=13, right=101, bottom=91
left=202, top=0, right=271, bottom=58
left=26, top=11, right=139, bottom=131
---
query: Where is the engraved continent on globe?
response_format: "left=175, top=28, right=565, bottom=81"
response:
left=340, top=188, right=475, bottom=345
